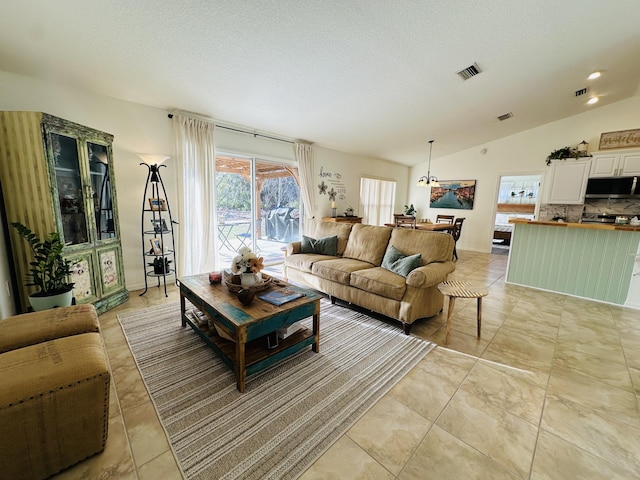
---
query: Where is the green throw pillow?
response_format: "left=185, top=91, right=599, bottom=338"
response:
left=301, top=235, right=338, bottom=256
left=381, top=245, right=421, bottom=277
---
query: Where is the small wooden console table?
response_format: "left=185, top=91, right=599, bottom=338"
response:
left=322, top=216, right=362, bottom=224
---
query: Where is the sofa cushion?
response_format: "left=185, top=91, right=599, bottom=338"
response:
left=350, top=267, right=407, bottom=301
left=285, top=253, right=339, bottom=273
left=381, top=245, right=422, bottom=277
left=312, top=257, right=375, bottom=285
left=342, top=224, right=392, bottom=266
left=301, top=235, right=338, bottom=255
left=309, top=219, right=354, bottom=256
left=389, top=228, right=455, bottom=264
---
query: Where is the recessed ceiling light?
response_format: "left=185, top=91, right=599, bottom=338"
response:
left=587, top=96, right=599, bottom=105
left=588, top=71, right=601, bottom=80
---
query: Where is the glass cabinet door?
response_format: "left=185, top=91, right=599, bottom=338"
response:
left=51, top=133, right=90, bottom=245
left=88, top=142, right=115, bottom=240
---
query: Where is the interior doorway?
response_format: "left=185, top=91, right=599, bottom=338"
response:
left=492, top=174, right=541, bottom=254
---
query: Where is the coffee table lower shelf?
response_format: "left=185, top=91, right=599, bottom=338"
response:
left=183, top=311, right=316, bottom=377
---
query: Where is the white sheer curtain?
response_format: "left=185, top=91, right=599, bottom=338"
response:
left=294, top=142, right=315, bottom=234
left=360, top=177, right=396, bottom=226
left=173, top=114, right=216, bottom=275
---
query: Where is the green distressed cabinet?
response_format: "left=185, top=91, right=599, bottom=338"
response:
left=0, top=111, right=129, bottom=313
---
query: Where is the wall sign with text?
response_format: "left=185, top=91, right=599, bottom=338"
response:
left=317, top=166, right=347, bottom=202
left=598, top=129, right=640, bottom=150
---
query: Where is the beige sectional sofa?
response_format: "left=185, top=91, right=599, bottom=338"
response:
left=284, top=220, right=455, bottom=334
left=0, top=304, right=110, bottom=480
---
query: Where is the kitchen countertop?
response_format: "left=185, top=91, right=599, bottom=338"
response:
left=508, top=218, right=640, bottom=231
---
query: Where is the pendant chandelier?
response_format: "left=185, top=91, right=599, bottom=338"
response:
left=416, top=140, right=439, bottom=187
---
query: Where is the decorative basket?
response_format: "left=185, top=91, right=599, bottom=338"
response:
left=223, top=270, right=273, bottom=293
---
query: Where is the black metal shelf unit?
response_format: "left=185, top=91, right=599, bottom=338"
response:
left=139, top=162, right=177, bottom=297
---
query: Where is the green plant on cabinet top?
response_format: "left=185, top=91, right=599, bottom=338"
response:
left=546, top=146, right=579, bottom=166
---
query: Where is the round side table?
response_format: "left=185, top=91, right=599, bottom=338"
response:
left=437, top=280, right=488, bottom=344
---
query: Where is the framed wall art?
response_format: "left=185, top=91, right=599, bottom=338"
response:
left=429, top=180, right=476, bottom=210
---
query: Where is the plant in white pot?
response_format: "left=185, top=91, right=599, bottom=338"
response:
left=11, top=222, right=75, bottom=311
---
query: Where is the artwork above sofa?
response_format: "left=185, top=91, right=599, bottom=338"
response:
left=284, top=220, right=456, bottom=334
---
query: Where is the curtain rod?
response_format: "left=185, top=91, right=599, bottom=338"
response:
left=167, top=113, right=294, bottom=145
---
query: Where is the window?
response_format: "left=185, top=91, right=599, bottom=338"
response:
left=360, top=177, right=396, bottom=226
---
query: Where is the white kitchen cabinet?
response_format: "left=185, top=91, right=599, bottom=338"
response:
left=590, top=149, right=640, bottom=177
left=547, top=159, right=591, bottom=204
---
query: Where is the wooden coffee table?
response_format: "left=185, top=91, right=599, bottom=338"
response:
left=178, top=274, right=321, bottom=392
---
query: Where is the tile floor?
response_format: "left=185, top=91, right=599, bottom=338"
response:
left=53, top=250, right=640, bottom=479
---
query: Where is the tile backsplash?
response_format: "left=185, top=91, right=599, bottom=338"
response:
left=583, top=199, right=640, bottom=216
left=538, top=204, right=583, bottom=222
left=539, top=199, right=640, bottom=222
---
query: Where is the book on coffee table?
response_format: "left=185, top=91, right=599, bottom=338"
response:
left=259, top=288, right=305, bottom=306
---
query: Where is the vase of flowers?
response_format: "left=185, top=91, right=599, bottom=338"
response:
left=231, top=246, right=264, bottom=286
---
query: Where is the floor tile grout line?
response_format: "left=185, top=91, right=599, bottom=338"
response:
left=113, top=309, right=188, bottom=479
left=99, top=314, right=141, bottom=479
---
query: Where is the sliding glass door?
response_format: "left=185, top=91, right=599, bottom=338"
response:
left=215, top=154, right=300, bottom=268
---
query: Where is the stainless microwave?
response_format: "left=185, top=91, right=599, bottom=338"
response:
left=585, top=176, right=639, bottom=198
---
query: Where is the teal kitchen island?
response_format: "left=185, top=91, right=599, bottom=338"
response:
left=506, top=219, right=640, bottom=308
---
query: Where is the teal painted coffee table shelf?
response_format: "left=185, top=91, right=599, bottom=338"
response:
left=178, top=274, right=321, bottom=392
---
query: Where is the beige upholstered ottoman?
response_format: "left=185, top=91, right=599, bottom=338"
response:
left=0, top=305, right=110, bottom=480
left=0, top=303, right=100, bottom=354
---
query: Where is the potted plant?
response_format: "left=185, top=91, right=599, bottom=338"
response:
left=404, top=204, right=416, bottom=216
left=11, top=222, right=75, bottom=311
left=546, top=146, right=579, bottom=166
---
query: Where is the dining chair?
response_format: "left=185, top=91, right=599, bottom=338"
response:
left=451, top=217, right=465, bottom=260
left=395, top=215, right=416, bottom=228
left=436, top=214, right=455, bottom=224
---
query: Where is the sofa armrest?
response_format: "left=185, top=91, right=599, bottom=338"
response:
left=286, top=241, right=301, bottom=256
left=406, top=261, right=455, bottom=288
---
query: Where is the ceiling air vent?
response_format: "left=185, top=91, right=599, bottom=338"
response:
left=497, top=112, right=513, bottom=121
left=456, top=63, right=482, bottom=80
left=575, top=87, right=588, bottom=97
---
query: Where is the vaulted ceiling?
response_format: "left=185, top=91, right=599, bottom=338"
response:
left=2, top=1, right=639, bottom=165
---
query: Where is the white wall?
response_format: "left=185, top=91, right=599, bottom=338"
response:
left=408, top=96, right=640, bottom=253
left=313, top=147, right=410, bottom=220
left=0, top=69, right=408, bottom=294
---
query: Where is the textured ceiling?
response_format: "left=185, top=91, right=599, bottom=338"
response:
left=1, top=0, right=639, bottom=166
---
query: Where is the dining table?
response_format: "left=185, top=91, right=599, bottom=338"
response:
left=416, top=222, right=454, bottom=232
left=384, top=222, right=454, bottom=233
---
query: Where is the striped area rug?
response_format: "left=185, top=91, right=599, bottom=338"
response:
left=117, top=299, right=435, bottom=480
